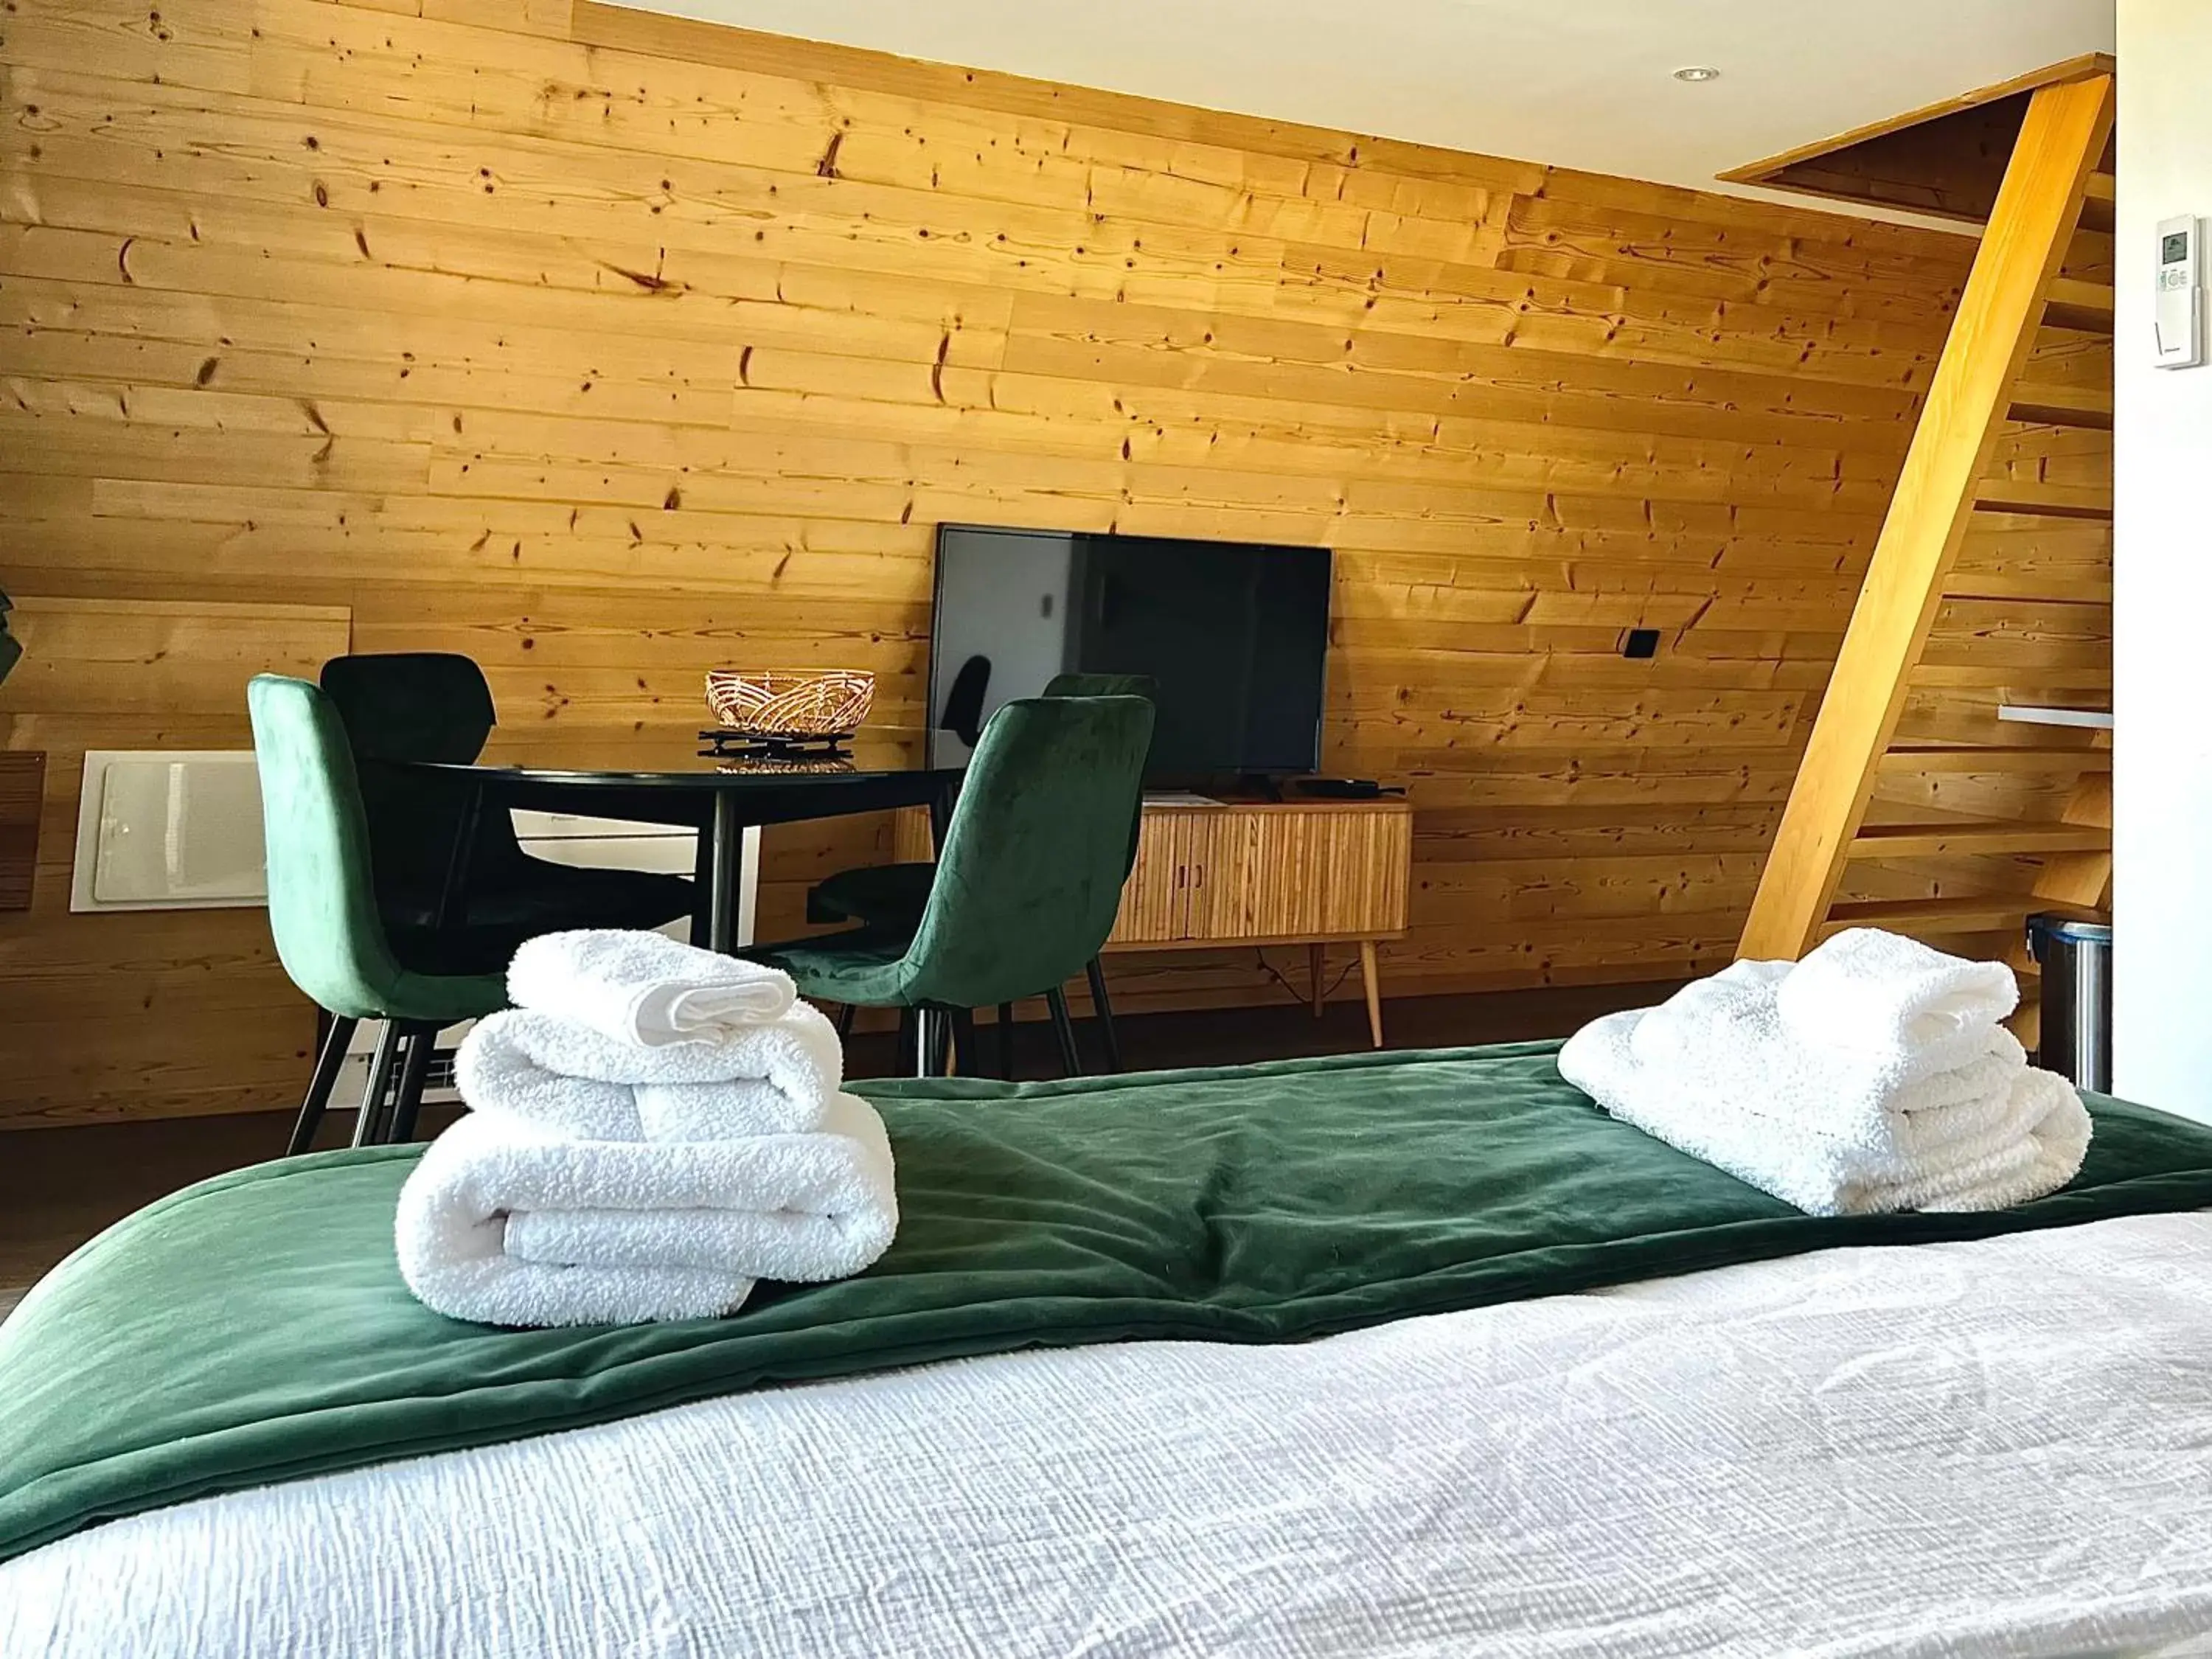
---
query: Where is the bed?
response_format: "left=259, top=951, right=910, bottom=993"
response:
left=7, top=1043, right=2212, bottom=1657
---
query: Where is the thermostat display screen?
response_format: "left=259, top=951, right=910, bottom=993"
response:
left=2166, top=232, right=2191, bottom=264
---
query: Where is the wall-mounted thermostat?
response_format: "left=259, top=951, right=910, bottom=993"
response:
left=2155, top=215, right=2203, bottom=369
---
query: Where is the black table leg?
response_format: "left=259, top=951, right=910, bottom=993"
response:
left=689, top=816, right=715, bottom=948
left=708, top=790, right=742, bottom=955
left=434, top=783, right=484, bottom=933
left=996, top=1001, right=1015, bottom=1079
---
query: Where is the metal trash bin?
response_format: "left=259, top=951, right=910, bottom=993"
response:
left=2025, top=912, right=2112, bottom=1092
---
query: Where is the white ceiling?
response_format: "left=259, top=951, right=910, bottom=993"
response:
left=626, top=0, right=2114, bottom=232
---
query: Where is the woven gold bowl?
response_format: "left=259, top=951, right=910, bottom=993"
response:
left=704, top=669, right=874, bottom=737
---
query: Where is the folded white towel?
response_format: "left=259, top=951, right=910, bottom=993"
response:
left=455, top=1026, right=643, bottom=1140
left=502, top=1093, right=898, bottom=1284
left=1627, top=959, right=2029, bottom=1158
left=465, top=1002, right=841, bottom=1098
left=394, top=1094, right=899, bottom=1328
left=508, top=929, right=796, bottom=1048
left=456, top=1016, right=831, bottom=1142
left=1560, top=1007, right=2090, bottom=1217
left=395, top=1116, right=751, bottom=1327
left=1775, top=928, right=2019, bottom=1062
left=1885, top=1071, right=2093, bottom=1213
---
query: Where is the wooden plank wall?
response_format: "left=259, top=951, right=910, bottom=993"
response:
left=0, top=0, right=1982, bottom=1125
left=0, top=597, right=352, bottom=1124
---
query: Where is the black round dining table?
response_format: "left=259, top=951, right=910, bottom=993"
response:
left=396, top=730, right=964, bottom=953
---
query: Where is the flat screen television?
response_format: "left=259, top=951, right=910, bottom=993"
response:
left=928, top=524, right=1333, bottom=780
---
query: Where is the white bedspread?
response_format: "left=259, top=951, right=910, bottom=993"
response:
left=10, top=1213, right=2212, bottom=1658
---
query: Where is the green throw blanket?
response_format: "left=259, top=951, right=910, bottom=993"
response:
left=7, top=1041, right=2212, bottom=1564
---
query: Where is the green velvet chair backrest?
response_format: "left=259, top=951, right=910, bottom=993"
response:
left=320, top=653, right=516, bottom=901
left=248, top=675, right=415, bottom=1020
left=1041, top=673, right=1155, bottom=877
left=321, top=653, right=495, bottom=765
left=900, top=694, right=1154, bottom=1009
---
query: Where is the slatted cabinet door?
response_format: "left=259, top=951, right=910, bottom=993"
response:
left=1105, top=810, right=1197, bottom=947
left=1178, top=804, right=1410, bottom=945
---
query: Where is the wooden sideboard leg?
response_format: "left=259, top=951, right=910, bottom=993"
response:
left=1308, top=942, right=1326, bottom=1018
left=1358, top=940, right=1383, bottom=1048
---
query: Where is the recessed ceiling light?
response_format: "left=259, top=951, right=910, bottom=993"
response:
left=1673, top=66, right=1722, bottom=83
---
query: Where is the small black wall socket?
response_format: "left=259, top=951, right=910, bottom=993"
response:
left=1621, top=627, right=1661, bottom=659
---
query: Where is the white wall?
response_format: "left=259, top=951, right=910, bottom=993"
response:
left=2114, top=0, right=2212, bottom=1118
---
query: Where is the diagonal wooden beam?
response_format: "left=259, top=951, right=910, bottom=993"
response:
left=1737, top=74, right=2115, bottom=961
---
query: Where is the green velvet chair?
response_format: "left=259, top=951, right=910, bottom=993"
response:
left=807, top=673, right=1155, bottom=1074
left=749, top=693, right=1154, bottom=1078
left=248, top=675, right=508, bottom=1152
left=321, top=653, right=695, bottom=976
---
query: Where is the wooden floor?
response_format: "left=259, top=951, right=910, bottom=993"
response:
left=0, top=980, right=1680, bottom=1317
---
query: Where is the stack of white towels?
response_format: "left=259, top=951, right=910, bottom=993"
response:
left=395, top=930, right=899, bottom=1328
left=1559, top=928, right=2092, bottom=1217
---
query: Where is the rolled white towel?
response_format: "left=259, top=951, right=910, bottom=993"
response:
left=393, top=1094, right=898, bottom=1329
left=1560, top=1008, right=2090, bottom=1217
left=503, top=1093, right=898, bottom=1284
left=456, top=1017, right=830, bottom=1142
left=1775, top=928, right=2018, bottom=1062
left=508, top=929, right=796, bottom=1048
left=1626, top=959, right=2029, bottom=1156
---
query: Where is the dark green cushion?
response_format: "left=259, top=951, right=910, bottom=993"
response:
left=807, top=862, right=933, bottom=928
left=7, top=1043, right=2212, bottom=1563
left=744, top=926, right=915, bottom=1004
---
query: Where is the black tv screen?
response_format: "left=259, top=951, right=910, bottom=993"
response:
left=928, top=524, right=1332, bottom=779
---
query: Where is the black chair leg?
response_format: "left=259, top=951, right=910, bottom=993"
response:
left=385, top=1023, right=439, bottom=1144
left=949, top=1007, right=977, bottom=1077
left=352, top=1020, right=404, bottom=1148
left=1085, top=957, right=1123, bottom=1074
left=288, top=1014, right=358, bottom=1156
left=895, top=1006, right=918, bottom=1076
left=996, top=1002, right=1016, bottom=1080
left=1046, top=987, right=1082, bottom=1077
left=835, top=1002, right=857, bottom=1042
